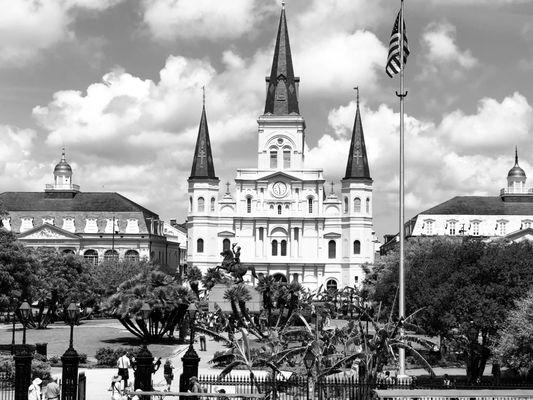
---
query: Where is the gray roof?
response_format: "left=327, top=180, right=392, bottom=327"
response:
left=421, top=196, right=533, bottom=215
left=0, top=191, right=159, bottom=218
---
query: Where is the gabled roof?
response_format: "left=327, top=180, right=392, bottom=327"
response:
left=0, top=191, right=159, bottom=218
left=421, top=196, right=533, bottom=215
left=256, top=171, right=303, bottom=182
left=189, top=104, right=217, bottom=180
left=264, top=6, right=300, bottom=116
left=343, top=95, right=371, bottom=181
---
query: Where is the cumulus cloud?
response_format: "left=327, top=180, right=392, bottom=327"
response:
left=0, top=0, right=122, bottom=66
left=141, top=0, right=274, bottom=41
left=308, top=92, right=533, bottom=234
left=419, top=21, right=478, bottom=80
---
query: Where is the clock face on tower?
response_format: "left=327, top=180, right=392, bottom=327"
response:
left=272, top=181, right=288, bottom=197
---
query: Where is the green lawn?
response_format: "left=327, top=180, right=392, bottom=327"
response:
left=0, top=319, right=179, bottom=361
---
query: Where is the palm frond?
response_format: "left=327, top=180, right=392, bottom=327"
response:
left=392, top=342, right=435, bottom=376
left=218, top=361, right=245, bottom=379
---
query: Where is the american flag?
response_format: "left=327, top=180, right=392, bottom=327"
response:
left=386, top=10, right=410, bottom=78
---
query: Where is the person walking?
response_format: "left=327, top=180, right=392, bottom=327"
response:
left=117, top=351, right=131, bottom=393
left=27, top=378, right=42, bottom=400
left=199, top=335, right=207, bottom=351
left=110, top=376, right=123, bottom=400
left=163, top=359, right=174, bottom=391
left=44, top=377, right=61, bottom=400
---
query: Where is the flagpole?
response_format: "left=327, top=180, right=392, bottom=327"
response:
left=397, top=0, right=407, bottom=377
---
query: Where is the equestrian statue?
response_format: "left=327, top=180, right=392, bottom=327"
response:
left=216, top=243, right=258, bottom=284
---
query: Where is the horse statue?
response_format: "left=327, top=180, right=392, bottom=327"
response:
left=215, top=243, right=258, bottom=284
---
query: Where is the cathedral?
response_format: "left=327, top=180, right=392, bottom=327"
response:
left=186, top=5, right=377, bottom=290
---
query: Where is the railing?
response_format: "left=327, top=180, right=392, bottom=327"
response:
left=0, top=372, right=14, bottom=400
left=500, top=187, right=533, bottom=195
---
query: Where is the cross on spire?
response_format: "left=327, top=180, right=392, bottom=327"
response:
left=282, top=0, right=285, bottom=9
left=61, top=146, right=66, bottom=162
left=226, top=181, right=231, bottom=194
left=202, top=85, right=206, bottom=108
left=330, top=181, right=334, bottom=194
left=354, top=86, right=359, bottom=108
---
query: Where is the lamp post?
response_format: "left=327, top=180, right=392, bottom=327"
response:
left=303, top=351, right=316, bottom=400
left=179, top=303, right=200, bottom=393
left=14, top=301, right=32, bottom=400
left=61, top=303, right=80, bottom=400
left=134, top=302, right=154, bottom=396
left=10, top=290, right=21, bottom=354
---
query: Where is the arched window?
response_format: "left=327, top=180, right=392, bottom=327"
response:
left=283, top=148, right=291, bottom=168
left=277, top=205, right=282, bottom=215
left=211, top=197, right=216, bottom=212
left=197, top=238, right=204, bottom=253
left=259, top=227, right=264, bottom=241
left=280, top=240, right=287, bottom=256
left=271, top=240, right=278, bottom=256
left=62, top=249, right=75, bottom=255
left=125, top=250, right=140, bottom=263
left=308, top=198, right=313, bottom=214
left=326, top=279, right=338, bottom=291
left=328, top=240, right=336, bottom=259
left=189, top=197, right=192, bottom=212
left=344, top=197, right=348, bottom=213
left=270, top=149, right=278, bottom=168
left=294, top=227, right=299, bottom=241
left=247, top=197, right=252, bottom=213
left=353, top=240, right=361, bottom=254
left=366, top=198, right=370, bottom=213
left=272, top=273, right=287, bottom=282
left=198, top=197, right=205, bottom=212
left=223, top=238, right=231, bottom=251
left=104, top=250, right=119, bottom=263
left=354, top=198, right=361, bottom=213
left=84, top=249, right=98, bottom=265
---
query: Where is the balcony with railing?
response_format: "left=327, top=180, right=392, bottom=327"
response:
left=45, top=183, right=80, bottom=191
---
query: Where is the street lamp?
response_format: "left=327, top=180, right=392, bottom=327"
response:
left=179, top=302, right=200, bottom=393
left=187, top=303, right=198, bottom=348
left=19, top=302, right=31, bottom=345
left=61, top=303, right=80, bottom=400
left=10, top=290, right=21, bottom=354
left=134, top=302, right=154, bottom=395
left=304, top=351, right=316, bottom=400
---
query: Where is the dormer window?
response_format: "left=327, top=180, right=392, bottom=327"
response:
left=424, top=220, right=434, bottom=235
left=62, top=217, right=75, bottom=233
left=42, top=217, right=54, bottom=226
left=126, top=219, right=139, bottom=233
left=20, top=217, right=33, bottom=233
left=85, top=218, right=98, bottom=233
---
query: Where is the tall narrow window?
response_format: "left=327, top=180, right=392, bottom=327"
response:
left=472, top=221, right=480, bottom=236
left=84, top=249, right=99, bottom=266
left=197, top=238, right=204, bottom=253
left=354, top=198, right=361, bottom=213
left=259, top=227, right=264, bottom=241
left=198, top=197, right=205, bottom=212
left=448, top=221, right=456, bottom=235
left=344, top=198, right=348, bottom=213
left=294, top=228, right=299, bottom=241
left=280, top=240, right=287, bottom=256
left=277, top=205, right=282, bottom=215
left=283, top=149, right=291, bottom=168
left=366, top=198, right=370, bottom=213
left=328, top=240, right=336, bottom=259
left=499, top=222, right=507, bottom=235
left=426, top=221, right=433, bottom=235
left=210, top=197, right=216, bottom=212
left=353, top=240, right=361, bottom=255
left=189, top=197, right=192, bottom=212
left=223, top=238, right=230, bottom=251
left=308, top=198, right=313, bottom=214
left=247, top=197, right=252, bottom=213
left=270, top=149, right=278, bottom=168
left=271, top=240, right=278, bottom=256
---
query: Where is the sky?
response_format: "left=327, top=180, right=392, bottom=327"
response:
left=1, top=0, right=533, bottom=240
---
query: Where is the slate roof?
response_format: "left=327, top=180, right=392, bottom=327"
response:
left=344, top=99, right=371, bottom=181
left=421, top=196, right=533, bottom=215
left=0, top=191, right=158, bottom=218
left=189, top=105, right=217, bottom=180
left=264, top=6, right=300, bottom=116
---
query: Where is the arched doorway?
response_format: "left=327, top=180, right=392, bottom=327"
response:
left=272, top=273, right=287, bottom=283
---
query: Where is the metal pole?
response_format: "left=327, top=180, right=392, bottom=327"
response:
left=398, top=0, right=406, bottom=377
left=22, top=324, right=26, bottom=345
left=69, top=322, right=74, bottom=349
left=11, top=308, right=16, bottom=354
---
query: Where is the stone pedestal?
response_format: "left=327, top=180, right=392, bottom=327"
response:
left=179, top=345, right=200, bottom=393
left=14, top=346, right=32, bottom=400
left=134, top=345, right=154, bottom=398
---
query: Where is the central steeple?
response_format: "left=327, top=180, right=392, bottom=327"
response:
left=343, top=88, right=371, bottom=181
left=264, top=3, right=300, bottom=116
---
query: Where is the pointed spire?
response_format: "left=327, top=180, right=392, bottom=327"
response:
left=343, top=88, right=371, bottom=181
left=264, top=3, right=299, bottom=116
left=189, top=89, right=217, bottom=180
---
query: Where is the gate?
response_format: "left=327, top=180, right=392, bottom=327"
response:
left=77, top=372, right=86, bottom=400
left=0, top=372, right=14, bottom=400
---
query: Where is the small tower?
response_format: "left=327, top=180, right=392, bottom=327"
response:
left=188, top=88, right=220, bottom=216
left=507, top=147, right=526, bottom=193
left=341, top=88, right=373, bottom=286
left=45, top=148, right=80, bottom=194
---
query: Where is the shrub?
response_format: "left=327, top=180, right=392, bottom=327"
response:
left=95, top=347, right=139, bottom=367
left=0, top=356, right=51, bottom=383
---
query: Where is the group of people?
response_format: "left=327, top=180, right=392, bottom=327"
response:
left=27, top=377, right=60, bottom=400
left=112, top=350, right=176, bottom=398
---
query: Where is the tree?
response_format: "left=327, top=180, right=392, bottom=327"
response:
left=368, top=237, right=533, bottom=382
left=185, top=265, right=202, bottom=299
left=107, top=268, right=194, bottom=341
left=93, top=259, right=152, bottom=298
left=493, top=289, right=533, bottom=377
left=0, top=229, right=38, bottom=310
left=30, top=249, right=99, bottom=328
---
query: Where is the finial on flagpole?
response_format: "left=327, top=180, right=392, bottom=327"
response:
left=354, top=86, right=359, bottom=108
left=202, top=86, right=206, bottom=108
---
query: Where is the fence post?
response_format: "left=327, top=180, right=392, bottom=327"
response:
left=14, top=346, right=32, bottom=400
left=134, top=345, right=154, bottom=398
left=77, top=372, right=86, bottom=400
left=61, top=346, right=79, bottom=400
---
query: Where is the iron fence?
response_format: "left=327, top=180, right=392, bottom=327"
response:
left=0, top=371, right=14, bottom=400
